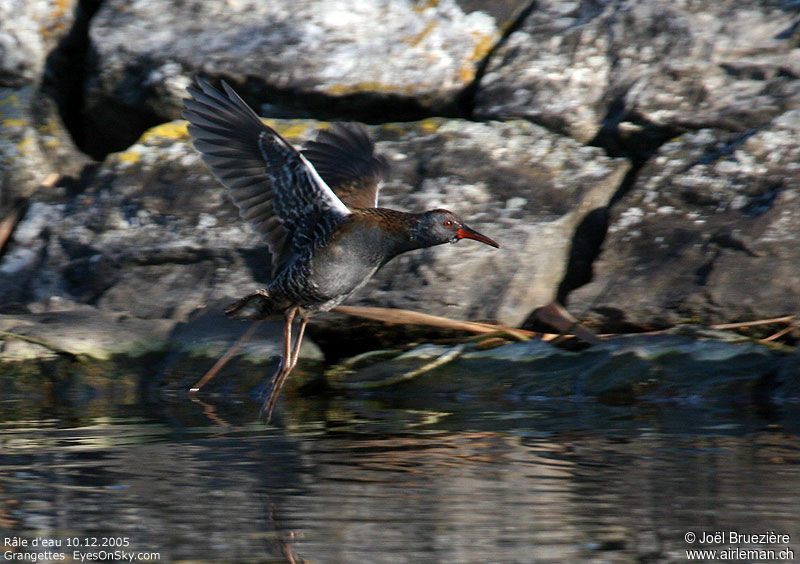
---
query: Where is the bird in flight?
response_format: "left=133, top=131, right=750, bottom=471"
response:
left=183, top=78, right=499, bottom=421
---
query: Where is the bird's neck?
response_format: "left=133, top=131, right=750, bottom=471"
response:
left=351, top=208, right=430, bottom=259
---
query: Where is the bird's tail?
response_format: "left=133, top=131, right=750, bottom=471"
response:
left=225, top=290, right=285, bottom=319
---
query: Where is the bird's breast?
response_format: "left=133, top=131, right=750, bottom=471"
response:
left=308, top=223, right=400, bottom=301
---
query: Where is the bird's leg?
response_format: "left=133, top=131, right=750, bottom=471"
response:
left=262, top=315, right=308, bottom=422
left=288, top=315, right=309, bottom=370
left=271, top=306, right=297, bottom=383
left=262, top=307, right=300, bottom=421
left=264, top=314, right=309, bottom=422
left=189, top=320, right=264, bottom=394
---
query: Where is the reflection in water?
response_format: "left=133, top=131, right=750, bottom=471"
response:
left=0, top=396, right=799, bottom=563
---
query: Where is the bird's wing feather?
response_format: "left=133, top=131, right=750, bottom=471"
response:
left=301, top=122, right=390, bottom=208
left=182, top=77, right=351, bottom=277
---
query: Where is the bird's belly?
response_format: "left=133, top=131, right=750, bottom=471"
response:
left=307, top=242, right=382, bottom=307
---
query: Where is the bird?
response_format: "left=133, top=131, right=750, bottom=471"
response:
left=182, top=77, right=499, bottom=421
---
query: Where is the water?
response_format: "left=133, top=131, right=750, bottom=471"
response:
left=1, top=387, right=799, bottom=563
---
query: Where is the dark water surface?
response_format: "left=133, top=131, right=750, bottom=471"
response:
left=1, top=379, right=799, bottom=564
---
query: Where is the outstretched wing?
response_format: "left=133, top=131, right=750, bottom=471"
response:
left=302, top=122, right=389, bottom=209
left=182, top=77, right=351, bottom=277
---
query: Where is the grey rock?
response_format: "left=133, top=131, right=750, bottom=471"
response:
left=475, top=0, right=800, bottom=144
left=82, top=0, right=528, bottom=155
left=0, top=305, right=176, bottom=361
left=325, top=329, right=798, bottom=403
left=0, top=85, right=89, bottom=208
left=0, top=0, right=77, bottom=87
left=0, top=301, right=321, bottom=397
left=0, top=117, right=628, bottom=330
left=170, top=306, right=323, bottom=363
left=569, top=109, right=800, bottom=330
left=0, top=0, right=89, bottom=208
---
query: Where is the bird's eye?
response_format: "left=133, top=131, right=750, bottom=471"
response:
left=443, top=219, right=453, bottom=227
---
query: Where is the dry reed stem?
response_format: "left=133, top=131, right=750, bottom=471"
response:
left=332, top=304, right=601, bottom=345
left=710, top=316, right=795, bottom=330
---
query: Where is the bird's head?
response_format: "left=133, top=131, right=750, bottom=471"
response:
left=414, top=209, right=500, bottom=249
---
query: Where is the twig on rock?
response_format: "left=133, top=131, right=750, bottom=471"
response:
left=759, top=325, right=795, bottom=343
left=531, top=301, right=602, bottom=345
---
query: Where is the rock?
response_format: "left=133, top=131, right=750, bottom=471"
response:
left=0, top=0, right=77, bottom=87
left=568, top=109, right=800, bottom=330
left=325, top=329, right=799, bottom=404
left=0, top=301, right=323, bottom=403
left=0, top=116, right=628, bottom=333
left=474, top=1, right=800, bottom=148
left=82, top=0, right=529, bottom=156
left=0, top=0, right=90, bottom=209
left=0, top=304, right=175, bottom=361
left=169, top=305, right=323, bottom=364
left=0, top=297, right=322, bottom=363
left=0, top=85, right=89, bottom=208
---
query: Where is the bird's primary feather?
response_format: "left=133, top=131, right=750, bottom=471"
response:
left=182, top=77, right=351, bottom=278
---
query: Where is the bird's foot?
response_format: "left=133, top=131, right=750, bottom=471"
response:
left=258, top=357, right=285, bottom=422
left=256, top=357, right=283, bottom=398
